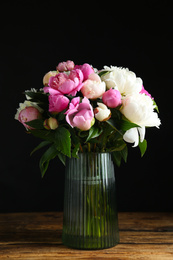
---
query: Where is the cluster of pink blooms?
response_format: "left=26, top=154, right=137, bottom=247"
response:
left=18, top=61, right=123, bottom=131
left=43, top=61, right=123, bottom=130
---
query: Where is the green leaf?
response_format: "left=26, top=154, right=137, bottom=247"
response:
left=54, top=127, right=71, bottom=157
left=57, top=152, right=66, bottom=165
left=111, top=144, right=128, bottom=167
left=39, top=145, right=58, bottom=177
left=72, top=143, right=80, bottom=158
left=30, top=129, right=55, bottom=142
left=98, top=70, right=110, bottom=77
left=153, top=100, right=159, bottom=113
left=56, top=109, right=66, bottom=121
left=106, top=140, right=126, bottom=152
left=120, top=117, right=139, bottom=131
left=139, top=139, right=147, bottom=157
left=112, top=151, right=122, bottom=167
left=25, top=91, right=49, bottom=110
left=25, top=91, right=48, bottom=103
left=30, top=140, right=51, bottom=156
left=25, top=119, right=44, bottom=129
left=106, top=119, right=122, bottom=135
left=121, top=145, right=128, bottom=163
left=85, top=125, right=103, bottom=143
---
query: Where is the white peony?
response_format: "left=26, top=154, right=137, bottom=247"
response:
left=94, top=103, right=111, bottom=122
left=101, top=66, right=143, bottom=96
left=121, top=93, right=161, bottom=128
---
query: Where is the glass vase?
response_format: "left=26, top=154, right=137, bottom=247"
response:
left=62, top=152, right=119, bottom=249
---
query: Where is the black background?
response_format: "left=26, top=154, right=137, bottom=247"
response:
left=1, top=1, right=172, bottom=212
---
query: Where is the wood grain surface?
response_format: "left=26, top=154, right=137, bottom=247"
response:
left=0, top=212, right=173, bottom=259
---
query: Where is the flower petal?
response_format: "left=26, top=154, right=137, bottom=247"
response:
left=123, top=128, right=139, bottom=147
left=138, top=126, right=145, bottom=143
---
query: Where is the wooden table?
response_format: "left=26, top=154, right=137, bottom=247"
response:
left=0, top=212, right=173, bottom=259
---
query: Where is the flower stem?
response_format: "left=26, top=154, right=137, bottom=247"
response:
left=79, top=144, right=83, bottom=153
left=87, top=143, right=91, bottom=152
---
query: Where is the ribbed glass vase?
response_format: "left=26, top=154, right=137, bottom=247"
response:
left=62, top=152, right=119, bottom=249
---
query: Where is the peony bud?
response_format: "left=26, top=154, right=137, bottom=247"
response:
left=43, top=71, right=57, bottom=85
left=102, top=88, right=122, bottom=108
left=44, top=117, right=59, bottom=130
left=94, top=103, right=111, bottom=122
left=56, top=60, right=75, bottom=72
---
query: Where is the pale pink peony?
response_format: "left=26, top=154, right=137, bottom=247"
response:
left=18, top=106, right=41, bottom=129
left=65, top=97, right=94, bottom=131
left=74, top=63, right=94, bottom=81
left=81, top=73, right=106, bottom=99
left=102, top=88, right=122, bottom=108
left=56, top=60, right=75, bottom=72
left=44, top=69, right=83, bottom=96
left=48, top=94, right=69, bottom=113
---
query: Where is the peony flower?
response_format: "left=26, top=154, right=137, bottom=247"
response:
left=81, top=73, right=106, bottom=99
left=44, top=69, right=83, bottom=96
left=15, top=100, right=43, bottom=121
left=123, top=127, right=145, bottom=147
left=94, top=103, right=111, bottom=122
left=48, top=94, right=69, bottom=113
left=74, top=63, right=94, bottom=81
left=43, top=71, right=58, bottom=85
left=65, top=97, right=94, bottom=131
left=18, top=106, right=41, bottom=129
left=140, top=85, right=152, bottom=99
left=44, top=117, right=59, bottom=130
left=101, top=66, right=143, bottom=96
left=56, top=60, right=75, bottom=72
left=102, top=88, right=122, bottom=108
left=121, top=93, right=161, bottom=128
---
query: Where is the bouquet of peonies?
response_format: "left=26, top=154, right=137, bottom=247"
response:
left=15, top=61, right=161, bottom=176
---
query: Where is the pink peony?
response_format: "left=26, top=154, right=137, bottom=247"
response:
left=18, top=106, right=41, bottom=129
left=74, top=63, right=94, bottom=81
left=65, top=97, right=94, bottom=131
left=81, top=73, right=106, bottom=100
left=56, top=60, right=75, bottom=72
left=48, top=94, right=69, bottom=113
left=140, top=85, right=152, bottom=99
left=44, top=69, right=83, bottom=96
left=102, top=88, right=122, bottom=108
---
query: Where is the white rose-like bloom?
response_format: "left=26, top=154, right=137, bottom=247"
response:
left=120, top=94, right=161, bottom=127
left=101, top=66, right=143, bottom=96
left=122, top=93, right=161, bottom=147
left=121, top=93, right=161, bottom=128
left=94, top=103, right=111, bottom=122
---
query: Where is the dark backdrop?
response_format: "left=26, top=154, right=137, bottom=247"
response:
left=1, top=1, right=172, bottom=212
